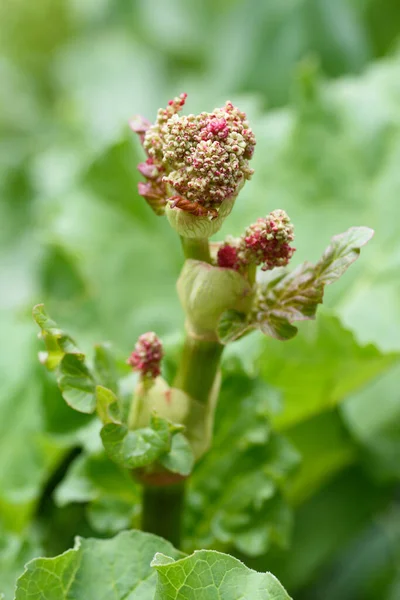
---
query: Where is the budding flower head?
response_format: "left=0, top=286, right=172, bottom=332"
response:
left=127, top=332, right=163, bottom=380
left=217, top=209, right=295, bottom=273
left=243, top=209, right=295, bottom=271
left=132, top=94, right=256, bottom=226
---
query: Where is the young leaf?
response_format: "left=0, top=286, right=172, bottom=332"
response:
left=32, top=304, right=79, bottom=370
left=14, top=530, right=183, bottom=600
left=93, top=342, right=118, bottom=393
left=217, top=310, right=251, bottom=344
left=100, top=415, right=172, bottom=469
left=315, top=226, right=374, bottom=285
left=159, top=433, right=195, bottom=477
left=95, top=385, right=120, bottom=424
left=57, top=353, right=96, bottom=414
left=152, top=550, right=292, bottom=599
left=254, top=227, right=373, bottom=341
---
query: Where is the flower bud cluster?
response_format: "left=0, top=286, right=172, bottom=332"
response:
left=128, top=332, right=163, bottom=380
left=130, top=95, right=188, bottom=215
left=139, top=96, right=255, bottom=218
left=217, top=209, right=295, bottom=272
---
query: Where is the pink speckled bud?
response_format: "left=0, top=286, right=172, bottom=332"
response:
left=217, top=243, right=241, bottom=271
left=217, top=210, right=295, bottom=274
left=244, top=210, right=295, bottom=271
left=130, top=95, right=188, bottom=216
left=128, top=332, right=163, bottom=380
left=139, top=95, right=255, bottom=224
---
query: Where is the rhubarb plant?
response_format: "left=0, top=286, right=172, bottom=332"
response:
left=20, top=94, right=374, bottom=598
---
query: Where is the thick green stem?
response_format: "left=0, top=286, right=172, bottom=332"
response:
left=141, top=236, right=222, bottom=548
left=174, top=334, right=223, bottom=404
left=141, top=482, right=185, bottom=548
left=180, top=236, right=212, bottom=263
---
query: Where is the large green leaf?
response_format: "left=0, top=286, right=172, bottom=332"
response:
left=258, top=313, right=397, bottom=430
left=14, top=530, right=182, bottom=600
left=341, top=363, right=400, bottom=482
left=152, top=550, right=292, bottom=599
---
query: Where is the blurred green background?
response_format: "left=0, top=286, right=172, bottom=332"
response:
left=1, top=0, right=400, bottom=598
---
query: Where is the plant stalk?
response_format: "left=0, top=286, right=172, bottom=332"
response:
left=141, top=482, right=185, bottom=548
left=173, top=334, right=223, bottom=404
left=180, top=236, right=212, bottom=263
left=141, top=235, right=222, bottom=548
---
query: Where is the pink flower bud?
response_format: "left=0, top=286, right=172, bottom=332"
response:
left=244, top=210, right=295, bottom=271
left=128, top=332, right=163, bottom=380
left=136, top=95, right=255, bottom=220
left=217, top=243, right=241, bottom=270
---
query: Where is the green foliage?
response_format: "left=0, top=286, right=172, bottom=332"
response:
left=152, top=550, right=291, bottom=599
left=14, top=529, right=291, bottom=600
left=2, top=1, right=400, bottom=598
left=185, top=374, right=300, bottom=556
left=14, top=531, right=183, bottom=600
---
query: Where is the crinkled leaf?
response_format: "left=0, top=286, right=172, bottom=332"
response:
left=255, top=227, right=373, bottom=341
left=217, top=310, right=251, bottom=344
left=57, top=353, right=96, bottom=414
left=14, top=530, right=183, bottom=600
left=100, top=415, right=172, bottom=469
left=315, top=226, right=374, bottom=285
left=93, top=343, right=118, bottom=393
left=32, top=304, right=79, bottom=370
left=159, top=433, right=194, bottom=477
left=152, top=550, right=291, bottom=599
left=259, top=314, right=299, bottom=342
left=95, top=385, right=120, bottom=424
left=186, top=374, right=300, bottom=556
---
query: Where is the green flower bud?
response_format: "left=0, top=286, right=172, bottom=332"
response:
left=165, top=195, right=235, bottom=239
left=128, top=375, right=219, bottom=459
left=177, top=259, right=254, bottom=340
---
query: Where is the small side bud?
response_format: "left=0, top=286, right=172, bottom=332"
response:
left=244, top=209, right=295, bottom=271
left=216, top=209, right=296, bottom=274
left=128, top=332, right=163, bottom=381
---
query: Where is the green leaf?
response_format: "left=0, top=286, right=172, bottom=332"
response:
left=152, top=550, right=292, bottom=599
left=315, top=226, right=374, bottom=285
left=95, top=385, right=120, bottom=424
left=258, top=313, right=397, bottom=430
left=159, top=433, right=194, bottom=476
left=54, top=451, right=140, bottom=535
left=342, top=363, right=400, bottom=482
left=0, top=531, right=42, bottom=600
left=93, top=343, right=118, bottom=393
left=284, top=410, right=356, bottom=506
left=14, top=530, right=183, bottom=600
left=57, top=353, right=96, bottom=414
left=217, top=310, right=251, bottom=344
left=186, top=374, right=299, bottom=556
left=100, top=415, right=172, bottom=469
left=32, top=304, right=79, bottom=370
left=254, top=227, right=373, bottom=341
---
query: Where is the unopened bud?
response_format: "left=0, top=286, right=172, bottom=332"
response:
left=217, top=209, right=295, bottom=273
left=127, top=332, right=163, bottom=380
left=244, top=209, right=295, bottom=271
